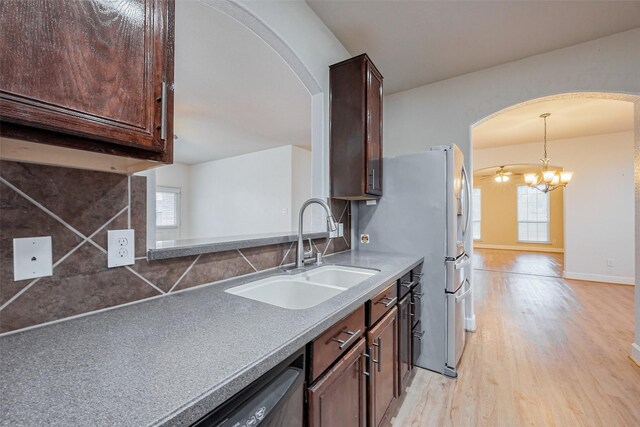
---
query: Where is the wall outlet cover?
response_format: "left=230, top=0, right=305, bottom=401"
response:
left=108, top=229, right=135, bottom=268
left=13, top=236, right=53, bottom=281
left=360, top=234, right=370, bottom=244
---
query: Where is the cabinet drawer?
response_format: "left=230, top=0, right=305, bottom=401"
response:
left=367, top=282, right=397, bottom=327
left=309, top=306, right=365, bottom=382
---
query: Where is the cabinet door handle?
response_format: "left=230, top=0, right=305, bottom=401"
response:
left=372, top=337, right=382, bottom=372
left=363, top=350, right=371, bottom=379
left=376, top=296, right=397, bottom=307
left=160, top=81, right=168, bottom=140
left=413, top=293, right=424, bottom=300
left=413, top=330, right=425, bottom=341
left=332, top=329, right=361, bottom=350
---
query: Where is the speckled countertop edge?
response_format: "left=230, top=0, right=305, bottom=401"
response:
left=147, top=231, right=329, bottom=260
left=0, top=250, right=423, bottom=427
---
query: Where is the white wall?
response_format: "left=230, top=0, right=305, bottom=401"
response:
left=474, top=132, right=635, bottom=285
left=155, top=163, right=191, bottom=240
left=190, top=146, right=300, bottom=238
left=291, top=146, right=313, bottom=230
left=384, top=29, right=640, bottom=161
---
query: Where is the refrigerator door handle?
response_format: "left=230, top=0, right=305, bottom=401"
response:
left=454, top=254, right=470, bottom=270
left=462, top=164, right=471, bottom=237
left=455, top=279, right=472, bottom=303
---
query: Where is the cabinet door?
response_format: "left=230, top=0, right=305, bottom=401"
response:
left=0, top=0, right=173, bottom=154
left=368, top=307, right=398, bottom=427
left=308, top=338, right=367, bottom=427
left=397, top=295, right=411, bottom=394
left=365, top=64, right=383, bottom=196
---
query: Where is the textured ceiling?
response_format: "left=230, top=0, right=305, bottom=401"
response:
left=307, top=0, right=640, bottom=94
left=174, top=1, right=311, bottom=164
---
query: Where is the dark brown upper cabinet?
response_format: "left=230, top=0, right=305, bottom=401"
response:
left=0, top=0, right=175, bottom=168
left=330, top=54, right=383, bottom=200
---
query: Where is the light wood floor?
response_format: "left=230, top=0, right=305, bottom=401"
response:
left=393, top=250, right=640, bottom=427
left=473, top=248, right=564, bottom=278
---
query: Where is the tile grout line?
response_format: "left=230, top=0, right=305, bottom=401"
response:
left=0, top=176, right=89, bottom=241
left=125, top=266, right=165, bottom=294
left=0, top=206, right=130, bottom=312
left=168, top=255, right=201, bottom=293
left=0, top=278, right=40, bottom=311
left=237, top=249, right=258, bottom=272
left=279, top=242, right=295, bottom=267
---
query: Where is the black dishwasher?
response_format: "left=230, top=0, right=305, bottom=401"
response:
left=192, top=350, right=304, bottom=427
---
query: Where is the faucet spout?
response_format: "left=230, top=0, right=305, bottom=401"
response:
left=295, top=198, right=337, bottom=268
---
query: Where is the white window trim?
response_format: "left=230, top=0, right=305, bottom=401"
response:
left=156, top=186, right=181, bottom=230
left=517, top=186, right=550, bottom=244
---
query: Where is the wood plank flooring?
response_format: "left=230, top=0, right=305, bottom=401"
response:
left=473, top=248, right=564, bottom=278
left=393, top=250, right=640, bottom=427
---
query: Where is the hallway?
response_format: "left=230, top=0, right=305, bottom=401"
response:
left=393, top=249, right=640, bottom=427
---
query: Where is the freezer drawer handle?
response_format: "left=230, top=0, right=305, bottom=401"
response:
left=455, top=280, right=472, bottom=303
left=332, top=329, right=362, bottom=350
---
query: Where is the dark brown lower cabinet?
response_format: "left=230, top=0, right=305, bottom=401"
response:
left=308, top=337, right=367, bottom=427
left=368, top=307, right=398, bottom=427
left=397, top=295, right=412, bottom=394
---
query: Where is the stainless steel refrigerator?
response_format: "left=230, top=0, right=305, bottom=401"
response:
left=359, top=144, right=472, bottom=377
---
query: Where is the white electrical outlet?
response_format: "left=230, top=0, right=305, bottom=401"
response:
left=13, top=236, right=53, bottom=281
left=108, top=229, right=135, bottom=268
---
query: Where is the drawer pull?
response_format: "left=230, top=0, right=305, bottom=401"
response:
left=413, top=272, right=424, bottom=277
left=413, top=330, right=425, bottom=341
left=332, top=329, right=362, bottom=349
left=400, top=281, right=416, bottom=288
left=412, top=292, right=424, bottom=300
left=363, top=351, right=371, bottom=378
left=376, top=296, right=397, bottom=307
left=371, top=337, right=382, bottom=371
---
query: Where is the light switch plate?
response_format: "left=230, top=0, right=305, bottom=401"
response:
left=13, top=236, right=53, bottom=281
left=108, top=229, right=135, bottom=268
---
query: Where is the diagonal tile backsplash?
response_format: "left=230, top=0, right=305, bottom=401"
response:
left=0, top=161, right=351, bottom=334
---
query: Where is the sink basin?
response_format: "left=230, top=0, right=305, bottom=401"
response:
left=226, top=277, right=344, bottom=310
left=225, top=265, right=378, bottom=309
left=300, top=265, right=378, bottom=288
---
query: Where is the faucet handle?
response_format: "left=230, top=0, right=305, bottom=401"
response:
left=304, top=238, right=314, bottom=258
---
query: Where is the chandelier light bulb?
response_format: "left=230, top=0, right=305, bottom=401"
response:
left=543, top=170, right=556, bottom=183
left=551, top=174, right=560, bottom=186
left=560, top=171, right=573, bottom=184
left=524, top=173, right=537, bottom=185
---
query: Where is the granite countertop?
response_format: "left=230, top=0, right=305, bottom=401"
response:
left=0, top=250, right=423, bottom=427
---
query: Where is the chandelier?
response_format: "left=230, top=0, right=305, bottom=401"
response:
left=524, top=113, right=573, bottom=193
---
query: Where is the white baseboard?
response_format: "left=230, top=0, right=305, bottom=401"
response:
left=563, top=271, right=635, bottom=286
left=631, top=343, right=640, bottom=367
left=465, top=315, right=477, bottom=332
left=474, top=243, right=564, bottom=254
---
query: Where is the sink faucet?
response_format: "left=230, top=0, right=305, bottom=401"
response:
left=295, top=198, right=338, bottom=268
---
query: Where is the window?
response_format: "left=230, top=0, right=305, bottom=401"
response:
left=156, top=187, right=180, bottom=228
left=517, top=186, right=549, bottom=243
left=472, top=188, right=481, bottom=240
